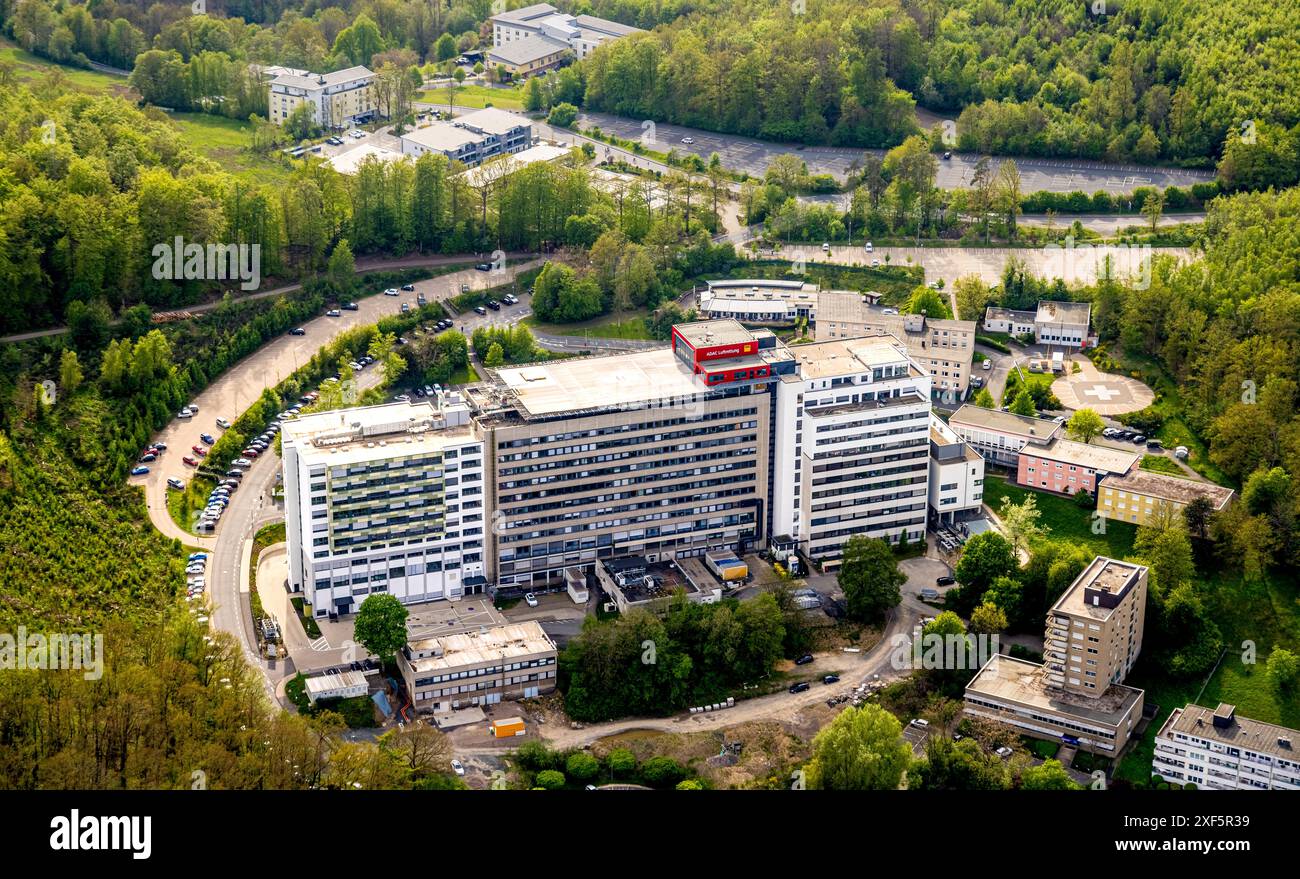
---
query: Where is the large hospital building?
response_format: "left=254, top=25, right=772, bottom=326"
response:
left=283, top=320, right=967, bottom=615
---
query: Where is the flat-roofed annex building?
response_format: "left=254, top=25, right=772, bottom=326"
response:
left=1098, top=469, right=1234, bottom=527
left=1152, top=703, right=1300, bottom=791
left=947, top=404, right=1063, bottom=467
left=399, top=620, right=557, bottom=713
left=267, top=65, right=376, bottom=128
left=928, top=414, right=985, bottom=523
left=281, top=396, right=488, bottom=617
left=964, top=654, right=1146, bottom=754
left=981, top=300, right=1092, bottom=348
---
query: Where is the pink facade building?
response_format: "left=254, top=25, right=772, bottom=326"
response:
left=1017, top=439, right=1138, bottom=496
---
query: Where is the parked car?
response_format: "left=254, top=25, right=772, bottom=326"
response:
left=1174, top=445, right=1190, bottom=460
left=680, top=136, right=695, bottom=144
left=870, top=258, right=881, bottom=267
left=1132, top=434, right=1147, bottom=444
left=487, top=300, right=500, bottom=310
left=995, top=746, right=1014, bottom=758
left=199, top=433, right=215, bottom=445
left=401, top=284, right=415, bottom=292
left=216, top=417, right=231, bottom=429
left=234, top=457, right=253, bottom=467
left=177, top=409, right=193, bottom=419
left=823, top=674, right=840, bottom=685
left=326, top=309, right=341, bottom=317
left=225, top=469, right=244, bottom=479
left=943, top=150, right=952, bottom=160
left=525, top=593, right=539, bottom=607
left=167, top=477, right=185, bottom=490
left=920, top=588, right=940, bottom=601
left=474, top=306, right=487, bottom=316
left=242, top=449, right=260, bottom=458
left=183, top=455, right=198, bottom=466
left=289, top=327, right=306, bottom=335
left=450, top=759, right=465, bottom=776
left=795, top=653, right=814, bottom=665
left=1146, top=439, right=1163, bottom=450
left=936, top=575, right=956, bottom=586
left=130, top=466, right=149, bottom=476
left=474, top=263, right=491, bottom=272
left=138, top=453, right=157, bottom=463
left=789, top=682, right=811, bottom=693
left=400, top=303, right=410, bottom=313
left=864, top=241, right=873, bottom=252
left=384, top=288, right=399, bottom=296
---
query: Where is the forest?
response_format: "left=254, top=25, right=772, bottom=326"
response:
left=0, top=73, right=734, bottom=335
left=5, top=0, right=1297, bottom=175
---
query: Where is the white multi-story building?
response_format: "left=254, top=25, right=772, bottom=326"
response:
left=267, top=66, right=376, bottom=129
left=1153, top=703, right=1300, bottom=790
left=771, top=335, right=932, bottom=568
left=489, top=4, right=642, bottom=75
left=283, top=321, right=941, bottom=601
left=927, top=415, right=984, bottom=524
left=399, top=107, right=532, bottom=167
left=281, top=396, right=488, bottom=617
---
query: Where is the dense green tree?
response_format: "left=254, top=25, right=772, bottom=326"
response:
left=837, top=536, right=905, bottom=622
left=353, top=594, right=410, bottom=663
left=806, top=704, right=911, bottom=791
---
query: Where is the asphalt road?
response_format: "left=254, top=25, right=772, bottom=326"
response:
left=140, top=260, right=542, bottom=696
left=572, top=109, right=1216, bottom=194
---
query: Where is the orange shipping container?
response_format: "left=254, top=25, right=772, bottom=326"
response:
left=492, top=718, right=526, bottom=738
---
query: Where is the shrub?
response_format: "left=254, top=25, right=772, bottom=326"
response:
left=535, top=769, right=566, bottom=790
left=641, top=756, right=686, bottom=786
left=606, top=748, right=636, bottom=776
left=566, top=752, right=600, bottom=781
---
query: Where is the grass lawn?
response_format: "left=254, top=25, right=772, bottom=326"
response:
left=525, top=312, right=658, bottom=341
left=983, top=474, right=1137, bottom=559
left=169, top=113, right=294, bottom=183
left=448, top=363, right=480, bottom=385
left=419, top=84, right=525, bottom=110
left=1139, top=454, right=1183, bottom=475
left=167, top=476, right=216, bottom=534
left=0, top=39, right=132, bottom=94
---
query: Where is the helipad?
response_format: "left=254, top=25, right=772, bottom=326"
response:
left=1052, top=357, right=1153, bottom=416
